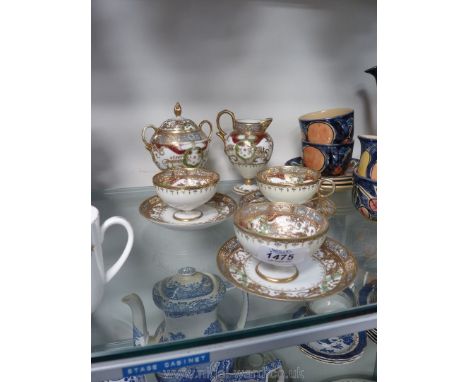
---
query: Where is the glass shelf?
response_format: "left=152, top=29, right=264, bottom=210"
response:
left=91, top=181, right=376, bottom=380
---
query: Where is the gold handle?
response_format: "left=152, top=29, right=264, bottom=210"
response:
left=216, top=109, right=236, bottom=143
left=199, top=120, right=213, bottom=141
left=141, top=125, right=158, bottom=151
left=318, top=178, right=336, bottom=198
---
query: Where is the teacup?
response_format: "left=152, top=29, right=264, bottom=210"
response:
left=357, top=135, right=377, bottom=181
left=299, top=108, right=354, bottom=144
left=234, top=202, right=328, bottom=283
left=302, top=140, right=354, bottom=176
left=352, top=169, right=377, bottom=221
left=153, top=167, right=219, bottom=221
left=256, top=166, right=335, bottom=204
left=91, top=206, right=134, bottom=313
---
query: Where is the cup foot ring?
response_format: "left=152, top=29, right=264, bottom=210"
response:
left=173, top=210, right=203, bottom=222
left=255, top=262, right=299, bottom=283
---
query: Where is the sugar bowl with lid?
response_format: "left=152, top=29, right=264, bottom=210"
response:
left=142, top=102, right=213, bottom=170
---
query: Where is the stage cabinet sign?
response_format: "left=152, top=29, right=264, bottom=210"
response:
left=122, top=353, right=210, bottom=377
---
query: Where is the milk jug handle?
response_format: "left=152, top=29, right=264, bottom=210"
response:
left=101, top=216, right=134, bottom=283
left=215, top=109, right=236, bottom=143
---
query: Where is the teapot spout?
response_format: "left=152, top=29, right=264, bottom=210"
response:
left=122, top=293, right=149, bottom=346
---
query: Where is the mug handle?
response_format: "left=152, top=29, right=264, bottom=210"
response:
left=318, top=178, right=336, bottom=198
left=215, top=109, right=235, bottom=143
left=199, top=120, right=213, bottom=141
left=101, top=216, right=134, bottom=283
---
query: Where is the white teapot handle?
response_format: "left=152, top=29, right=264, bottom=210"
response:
left=101, top=216, right=134, bottom=283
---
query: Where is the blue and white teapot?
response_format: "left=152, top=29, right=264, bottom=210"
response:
left=122, top=266, right=249, bottom=344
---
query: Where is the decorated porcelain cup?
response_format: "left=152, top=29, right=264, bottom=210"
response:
left=352, top=169, right=377, bottom=221
left=234, top=202, right=328, bottom=283
left=256, top=166, right=335, bottom=204
left=153, top=167, right=219, bottom=221
left=299, top=108, right=354, bottom=144
left=91, top=206, right=134, bottom=313
left=302, top=140, right=354, bottom=176
left=357, top=135, right=377, bottom=181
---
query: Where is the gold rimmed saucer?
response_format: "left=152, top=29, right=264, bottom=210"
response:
left=140, top=193, right=236, bottom=231
left=217, top=237, right=357, bottom=301
left=285, top=157, right=358, bottom=191
left=239, top=190, right=336, bottom=218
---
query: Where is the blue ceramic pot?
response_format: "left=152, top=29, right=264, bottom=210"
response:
left=299, top=108, right=354, bottom=144
left=352, top=169, right=377, bottom=221
left=357, top=135, right=377, bottom=181
left=302, top=140, right=354, bottom=176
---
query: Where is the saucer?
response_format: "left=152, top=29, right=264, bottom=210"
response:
left=298, top=331, right=367, bottom=364
left=294, top=305, right=366, bottom=364
left=217, top=237, right=357, bottom=301
left=139, top=193, right=236, bottom=231
left=292, top=289, right=367, bottom=364
left=285, top=157, right=358, bottom=190
left=239, top=190, right=336, bottom=217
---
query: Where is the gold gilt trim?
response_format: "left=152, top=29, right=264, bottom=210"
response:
left=233, top=202, right=329, bottom=244
left=173, top=210, right=203, bottom=222
left=255, top=263, right=299, bottom=283
left=216, top=237, right=358, bottom=302
left=139, top=193, right=237, bottom=226
left=256, top=166, right=321, bottom=188
left=153, top=168, right=220, bottom=190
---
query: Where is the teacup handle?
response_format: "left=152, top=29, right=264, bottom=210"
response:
left=216, top=109, right=236, bottom=143
left=199, top=120, right=213, bottom=141
left=318, top=178, right=336, bottom=198
left=101, top=216, right=134, bottom=283
left=141, top=124, right=158, bottom=151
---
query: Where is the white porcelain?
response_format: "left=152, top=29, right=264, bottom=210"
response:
left=217, top=237, right=358, bottom=301
left=123, top=268, right=248, bottom=344
left=139, top=193, right=236, bottom=231
left=233, top=202, right=328, bottom=282
left=216, top=110, right=274, bottom=195
left=153, top=167, right=219, bottom=221
left=239, top=190, right=336, bottom=218
left=307, top=288, right=355, bottom=314
left=91, top=206, right=134, bottom=313
left=257, top=166, right=335, bottom=204
left=142, top=102, right=212, bottom=170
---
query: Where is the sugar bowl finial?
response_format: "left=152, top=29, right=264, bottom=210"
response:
left=174, top=102, right=182, bottom=117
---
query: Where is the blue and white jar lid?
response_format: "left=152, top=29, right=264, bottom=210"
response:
left=152, top=267, right=226, bottom=317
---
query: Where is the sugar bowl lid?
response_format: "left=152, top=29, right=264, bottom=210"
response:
left=152, top=267, right=226, bottom=317
left=158, top=102, right=202, bottom=134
